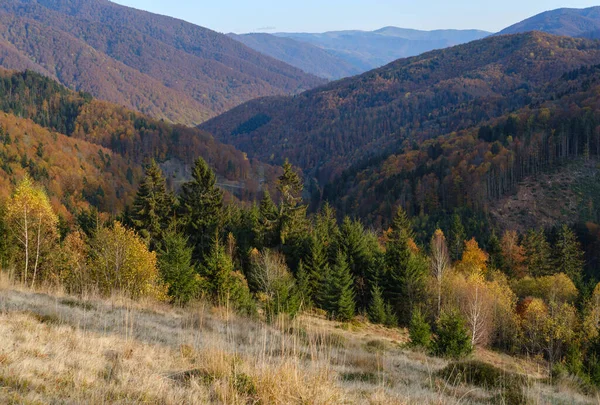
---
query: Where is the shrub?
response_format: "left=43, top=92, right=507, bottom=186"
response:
left=89, top=221, right=167, bottom=300
left=437, top=360, right=526, bottom=405
left=432, top=310, right=472, bottom=359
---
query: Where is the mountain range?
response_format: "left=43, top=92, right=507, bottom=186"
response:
left=498, top=6, right=600, bottom=37
left=0, top=0, right=324, bottom=126
left=201, top=32, right=600, bottom=227
left=2, top=2, right=600, bottom=231
left=232, top=28, right=490, bottom=79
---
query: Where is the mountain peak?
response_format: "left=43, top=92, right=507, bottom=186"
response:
left=498, top=6, right=600, bottom=37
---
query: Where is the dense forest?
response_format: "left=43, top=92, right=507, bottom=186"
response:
left=0, top=69, right=280, bottom=209
left=3, top=153, right=600, bottom=395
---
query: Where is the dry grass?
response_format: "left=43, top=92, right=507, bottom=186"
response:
left=0, top=275, right=597, bottom=404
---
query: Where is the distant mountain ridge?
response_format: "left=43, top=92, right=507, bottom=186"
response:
left=0, top=0, right=324, bottom=125
left=231, top=28, right=490, bottom=78
left=228, top=33, right=362, bottom=80
left=498, top=6, right=600, bottom=37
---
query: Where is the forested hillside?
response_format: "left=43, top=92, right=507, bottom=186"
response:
left=0, top=69, right=280, bottom=219
left=0, top=0, right=324, bottom=125
left=202, top=32, right=600, bottom=187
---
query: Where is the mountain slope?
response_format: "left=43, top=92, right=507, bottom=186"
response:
left=498, top=6, right=600, bottom=37
left=0, top=0, right=324, bottom=125
left=322, top=62, right=600, bottom=229
left=272, top=28, right=490, bottom=73
left=228, top=33, right=361, bottom=80
left=0, top=68, right=280, bottom=217
left=201, top=33, right=600, bottom=185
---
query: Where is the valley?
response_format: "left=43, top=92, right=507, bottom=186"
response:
left=2, top=2, right=600, bottom=404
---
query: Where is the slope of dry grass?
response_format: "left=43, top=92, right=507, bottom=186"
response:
left=0, top=272, right=596, bottom=404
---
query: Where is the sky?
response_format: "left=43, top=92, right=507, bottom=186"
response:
left=110, top=0, right=600, bottom=34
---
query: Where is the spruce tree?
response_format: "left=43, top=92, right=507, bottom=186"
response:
left=433, top=310, right=472, bottom=359
left=327, top=251, right=355, bottom=322
left=295, top=260, right=312, bottom=308
left=201, top=238, right=255, bottom=315
left=158, top=232, right=199, bottom=305
left=277, top=159, right=307, bottom=244
left=306, top=236, right=331, bottom=308
left=368, top=284, right=387, bottom=324
left=487, top=231, right=504, bottom=271
left=448, top=213, right=466, bottom=261
left=179, top=158, right=223, bottom=262
left=338, top=216, right=372, bottom=310
left=131, top=160, right=176, bottom=250
left=554, top=224, right=585, bottom=285
left=385, top=206, right=418, bottom=323
left=396, top=254, right=429, bottom=325
left=409, top=308, right=431, bottom=348
left=258, top=189, right=279, bottom=247
left=523, top=229, right=553, bottom=277
left=315, top=203, right=340, bottom=257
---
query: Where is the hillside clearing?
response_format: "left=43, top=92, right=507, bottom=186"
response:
left=0, top=276, right=595, bottom=404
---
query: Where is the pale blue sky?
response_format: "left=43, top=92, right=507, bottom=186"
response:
left=110, top=1, right=600, bottom=34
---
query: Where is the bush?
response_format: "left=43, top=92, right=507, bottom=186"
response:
left=437, top=361, right=526, bottom=405
left=89, top=222, right=167, bottom=300
left=249, top=249, right=300, bottom=321
left=432, top=310, right=472, bottom=359
left=409, top=308, right=431, bottom=348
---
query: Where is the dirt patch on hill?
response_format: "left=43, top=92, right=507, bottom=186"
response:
left=489, top=160, right=600, bottom=232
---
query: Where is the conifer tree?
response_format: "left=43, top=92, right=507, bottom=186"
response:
left=384, top=302, right=399, bottom=327
left=295, top=260, right=312, bottom=308
left=487, top=231, right=504, bottom=271
left=338, top=216, right=372, bottom=310
left=386, top=206, right=413, bottom=283
left=131, top=160, right=176, bottom=250
left=523, top=229, right=553, bottom=277
left=179, top=158, right=223, bottom=262
left=277, top=159, right=307, bottom=244
left=306, top=236, right=331, bottom=308
left=201, top=238, right=255, bottom=315
left=386, top=207, right=423, bottom=323
left=258, top=189, right=279, bottom=247
left=327, top=251, right=356, bottom=322
left=448, top=213, right=466, bottom=261
left=554, top=224, right=585, bottom=285
left=158, top=232, right=200, bottom=305
left=409, top=308, right=432, bottom=348
left=368, top=284, right=387, bottom=324
left=315, top=203, right=340, bottom=256
left=433, top=310, right=473, bottom=358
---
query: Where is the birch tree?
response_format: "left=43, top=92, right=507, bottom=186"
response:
left=6, top=176, right=58, bottom=287
left=430, top=229, right=450, bottom=318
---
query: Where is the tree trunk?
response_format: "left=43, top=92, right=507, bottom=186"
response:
left=31, top=212, right=42, bottom=289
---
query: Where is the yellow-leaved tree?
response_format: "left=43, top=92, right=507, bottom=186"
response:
left=6, top=176, right=58, bottom=287
left=583, top=282, right=600, bottom=340
left=89, top=221, right=166, bottom=300
left=456, top=238, right=489, bottom=276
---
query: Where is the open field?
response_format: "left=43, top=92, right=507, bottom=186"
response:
left=0, top=273, right=597, bottom=404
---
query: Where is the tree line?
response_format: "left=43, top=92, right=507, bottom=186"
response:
left=2, top=157, right=600, bottom=385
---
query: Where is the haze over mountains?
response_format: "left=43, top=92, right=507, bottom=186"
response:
left=0, top=0, right=324, bottom=126
left=232, top=28, right=490, bottom=79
